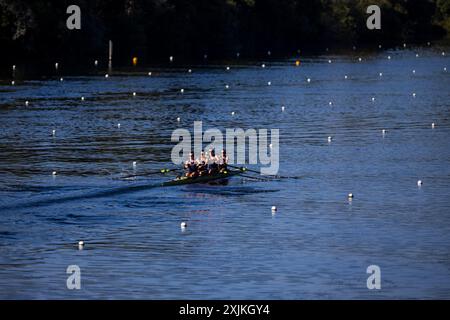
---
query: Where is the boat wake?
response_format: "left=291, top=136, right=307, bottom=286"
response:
left=180, top=185, right=280, bottom=196
left=0, top=179, right=277, bottom=211
left=0, top=182, right=163, bottom=211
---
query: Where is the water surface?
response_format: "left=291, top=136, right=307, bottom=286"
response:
left=1, top=49, right=450, bottom=299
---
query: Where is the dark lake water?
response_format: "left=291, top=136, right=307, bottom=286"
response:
left=1, top=48, right=450, bottom=299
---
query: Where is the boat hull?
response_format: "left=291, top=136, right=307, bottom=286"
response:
left=162, top=170, right=241, bottom=187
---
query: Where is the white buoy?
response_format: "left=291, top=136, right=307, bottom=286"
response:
left=382, top=129, right=386, bottom=135
left=60, top=77, right=64, bottom=82
left=188, top=69, right=192, bottom=73
left=412, top=93, right=416, bottom=98
left=81, top=96, right=85, bottom=101
left=78, top=240, right=84, bottom=247
left=329, top=101, right=333, bottom=106
left=133, top=161, right=137, bottom=167
left=177, top=117, right=181, bottom=122
left=271, top=206, right=277, bottom=212
left=328, top=136, right=332, bottom=142
left=442, top=51, right=446, bottom=56
left=169, top=56, right=174, bottom=62
left=94, top=60, right=98, bottom=67
left=269, top=143, right=273, bottom=149
left=133, top=92, right=136, bottom=96
left=261, top=63, right=266, bottom=68
left=12, top=64, right=16, bottom=71
left=281, top=106, right=285, bottom=111
left=52, top=171, right=57, bottom=176
left=358, top=57, right=362, bottom=62
left=403, top=43, right=406, bottom=48
left=307, top=78, right=311, bottom=83
left=444, top=67, right=447, bottom=72
left=417, top=180, right=423, bottom=186
left=348, top=193, right=354, bottom=199
left=344, top=75, right=348, bottom=79
left=25, top=100, right=29, bottom=106
left=225, top=84, right=229, bottom=89
left=416, top=53, right=419, bottom=58
left=432, top=122, right=435, bottom=129
left=117, top=123, right=121, bottom=128
left=148, top=71, right=152, bottom=76
left=371, top=97, right=375, bottom=102
left=267, top=81, right=271, bottom=86
left=412, top=70, right=416, bottom=74
left=180, top=222, right=187, bottom=229
left=55, top=62, right=59, bottom=70
left=180, top=88, right=184, bottom=93
left=328, top=59, right=332, bottom=64
left=52, top=129, right=56, bottom=136
left=379, top=72, right=383, bottom=77
left=11, top=81, right=15, bottom=85
left=105, top=74, right=109, bottom=78
left=388, top=55, right=391, bottom=60
left=226, top=66, right=230, bottom=71
left=231, top=111, right=235, bottom=116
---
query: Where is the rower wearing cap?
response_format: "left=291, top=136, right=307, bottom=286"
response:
left=184, top=152, right=198, bottom=177
left=219, top=149, right=228, bottom=172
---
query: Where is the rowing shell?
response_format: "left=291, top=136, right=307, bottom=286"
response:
left=162, top=170, right=242, bottom=187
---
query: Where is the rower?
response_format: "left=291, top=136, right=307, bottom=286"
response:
left=219, top=149, right=228, bottom=172
left=208, top=148, right=220, bottom=175
left=184, top=152, right=198, bottom=177
left=197, top=150, right=208, bottom=176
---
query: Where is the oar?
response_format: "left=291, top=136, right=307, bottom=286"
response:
left=239, top=173, right=277, bottom=182
left=228, top=164, right=302, bottom=180
left=120, top=168, right=180, bottom=180
left=228, top=165, right=260, bottom=174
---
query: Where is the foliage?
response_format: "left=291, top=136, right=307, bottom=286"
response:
left=0, top=0, right=448, bottom=67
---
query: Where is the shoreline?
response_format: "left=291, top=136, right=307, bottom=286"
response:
left=1, top=40, right=450, bottom=81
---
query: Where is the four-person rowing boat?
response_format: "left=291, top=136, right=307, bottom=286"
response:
left=162, top=168, right=243, bottom=186
left=162, top=148, right=240, bottom=186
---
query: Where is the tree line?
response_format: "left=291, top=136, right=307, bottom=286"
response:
left=1, top=0, right=449, bottom=73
